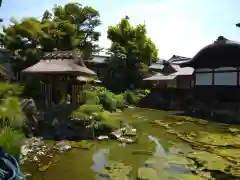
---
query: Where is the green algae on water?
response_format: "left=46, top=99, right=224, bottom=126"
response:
left=138, top=167, right=159, bottom=180
left=64, top=140, right=94, bottom=150
left=99, top=160, right=132, bottom=180
left=38, top=162, right=53, bottom=172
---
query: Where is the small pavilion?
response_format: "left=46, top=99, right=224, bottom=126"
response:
left=22, top=50, right=96, bottom=106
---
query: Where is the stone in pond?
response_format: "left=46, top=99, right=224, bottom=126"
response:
left=110, top=130, right=122, bottom=139
left=54, top=141, right=71, bottom=151
left=64, top=140, right=94, bottom=150
left=228, top=127, right=240, bottom=134
left=138, top=167, right=159, bottom=180
left=97, top=135, right=109, bottom=140
left=125, top=128, right=137, bottom=136
left=117, top=137, right=134, bottom=143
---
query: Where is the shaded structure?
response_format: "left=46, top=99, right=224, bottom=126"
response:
left=84, top=55, right=109, bottom=81
left=180, top=36, right=240, bottom=102
left=146, top=59, right=194, bottom=89
left=22, top=51, right=96, bottom=106
left=146, top=36, right=240, bottom=94
left=143, top=36, right=240, bottom=116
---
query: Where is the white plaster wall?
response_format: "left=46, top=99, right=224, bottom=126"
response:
left=214, top=72, right=237, bottom=86
left=195, top=73, right=212, bottom=85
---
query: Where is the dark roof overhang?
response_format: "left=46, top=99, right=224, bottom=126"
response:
left=182, top=37, right=240, bottom=68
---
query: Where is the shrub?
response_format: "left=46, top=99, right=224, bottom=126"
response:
left=124, top=89, right=150, bottom=105
left=112, top=94, right=125, bottom=110
left=0, top=128, right=25, bottom=159
left=0, top=83, right=23, bottom=97
left=71, top=104, right=103, bottom=119
left=97, top=111, right=119, bottom=130
left=0, top=96, right=25, bottom=129
left=99, top=93, right=117, bottom=112
left=85, top=91, right=100, bottom=105
left=124, top=90, right=138, bottom=105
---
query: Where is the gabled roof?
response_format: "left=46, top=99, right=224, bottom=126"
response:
left=149, top=56, right=189, bottom=70
left=168, top=55, right=191, bottom=64
left=149, top=58, right=168, bottom=70
left=22, top=51, right=96, bottom=76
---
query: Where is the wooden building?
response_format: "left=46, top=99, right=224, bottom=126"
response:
left=22, top=51, right=96, bottom=106
left=84, top=55, right=109, bottom=81
left=146, top=36, right=240, bottom=104
left=146, top=58, right=194, bottom=89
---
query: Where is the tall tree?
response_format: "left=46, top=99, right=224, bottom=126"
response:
left=0, top=2, right=101, bottom=74
left=52, top=3, right=101, bottom=59
left=103, top=16, right=158, bottom=92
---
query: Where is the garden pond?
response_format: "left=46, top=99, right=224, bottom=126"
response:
left=22, top=108, right=240, bottom=180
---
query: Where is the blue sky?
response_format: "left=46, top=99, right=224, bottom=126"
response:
left=0, top=0, right=240, bottom=59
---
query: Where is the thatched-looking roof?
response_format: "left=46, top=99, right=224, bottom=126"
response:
left=182, top=36, right=240, bottom=68
left=22, top=51, right=96, bottom=76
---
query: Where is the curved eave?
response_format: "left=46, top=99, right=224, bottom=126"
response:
left=182, top=41, right=240, bottom=68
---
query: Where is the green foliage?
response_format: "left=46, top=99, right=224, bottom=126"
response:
left=113, top=94, right=125, bottom=110
left=0, top=2, right=101, bottom=73
left=124, top=90, right=138, bottom=105
left=98, top=92, right=117, bottom=112
left=82, top=85, right=125, bottom=111
left=72, top=104, right=102, bottom=118
left=84, top=91, right=100, bottom=105
left=98, top=111, right=119, bottom=129
left=0, top=128, right=25, bottom=158
left=103, top=16, right=159, bottom=91
left=0, top=82, right=26, bottom=157
left=0, top=82, right=23, bottom=97
left=124, top=89, right=150, bottom=105
left=0, top=96, right=25, bottom=129
left=71, top=103, right=119, bottom=132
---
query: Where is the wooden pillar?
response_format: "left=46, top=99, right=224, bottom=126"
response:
left=237, top=68, right=239, bottom=86
left=77, top=84, right=80, bottom=104
left=49, top=83, right=52, bottom=105
left=72, top=85, right=75, bottom=104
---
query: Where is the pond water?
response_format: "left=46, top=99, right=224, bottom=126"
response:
left=23, top=108, right=240, bottom=180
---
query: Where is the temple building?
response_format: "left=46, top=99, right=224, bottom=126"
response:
left=144, top=36, right=240, bottom=112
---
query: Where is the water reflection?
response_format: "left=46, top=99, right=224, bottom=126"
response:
left=148, top=135, right=166, bottom=155
left=91, top=149, right=109, bottom=173
left=146, top=136, right=193, bottom=177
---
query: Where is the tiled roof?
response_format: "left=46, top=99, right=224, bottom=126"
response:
left=42, top=51, right=75, bottom=60
left=144, top=67, right=194, bottom=81
left=168, top=55, right=191, bottom=64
